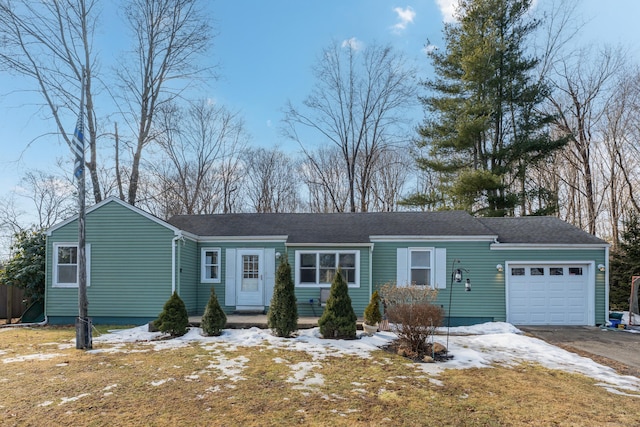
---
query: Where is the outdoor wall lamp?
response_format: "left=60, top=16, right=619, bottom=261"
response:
left=496, top=264, right=503, bottom=272
left=454, top=269, right=462, bottom=282
left=598, top=264, right=606, bottom=272
left=276, top=252, right=281, bottom=259
left=465, top=278, right=471, bottom=292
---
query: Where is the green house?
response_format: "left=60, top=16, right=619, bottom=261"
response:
left=45, top=197, right=609, bottom=326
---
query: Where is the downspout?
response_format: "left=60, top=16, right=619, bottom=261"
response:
left=369, top=243, right=374, bottom=296
left=604, top=245, right=610, bottom=322
left=171, top=233, right=182, bottom=294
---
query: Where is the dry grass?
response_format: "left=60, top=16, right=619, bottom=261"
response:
left=1, top=326, right=639, bottom=426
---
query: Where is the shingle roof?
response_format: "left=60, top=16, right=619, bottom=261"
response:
left=168, top=211, right=497, bottom=244
left=477, top=217, right=607, bottom=245
left=168, top=211, right=607, bottom=245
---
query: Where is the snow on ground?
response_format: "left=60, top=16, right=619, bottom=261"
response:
left=2, top=322, right=639, bottom=397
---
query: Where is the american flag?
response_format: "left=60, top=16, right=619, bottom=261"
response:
left=72, top=107, right=85, bottom=178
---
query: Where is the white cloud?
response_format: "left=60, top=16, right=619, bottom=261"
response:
left=391, top=6, right=416, bottom=32
left=435, top=0, right=458, bottom=23
left=341, top=37, right=363, bottom=51
left=436, top=0, right=539, bottom=24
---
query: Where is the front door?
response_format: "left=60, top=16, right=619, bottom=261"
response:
left=236, top=249, right=264, bottom=308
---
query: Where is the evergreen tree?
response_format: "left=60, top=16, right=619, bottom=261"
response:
left=318, top=269, right=357, bottom=339
left=610, top=213, right=640, bottom=310
left=201, top=287, right=227, bottom=336
left=407, top=0, right=565, bottom=216
left=0, top=229, right=46, bottom=303
left=267, top=257, right=298, bottom=337
left=156, top=292, right=189, bottom=337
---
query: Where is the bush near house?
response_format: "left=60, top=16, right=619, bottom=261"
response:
left=318, top=268, right=357, bottom=339
left=379, top=282, right=444, bottom=360
left=156, top=292, right=189, bottom=337
left=201, top=287, right=226, bottom=336
left=267, top=257, right=298, bottom=337
left=363, top=290, right=382, bottom=326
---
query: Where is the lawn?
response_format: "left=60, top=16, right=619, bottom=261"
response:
left=1, top=325, right=639, bottom=426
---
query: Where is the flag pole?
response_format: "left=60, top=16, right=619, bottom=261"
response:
left=74, top=69, right=91, bottom=349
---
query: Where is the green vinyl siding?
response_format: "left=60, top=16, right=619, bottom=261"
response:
left=372, top=240, right=607, bottom=325
left=46, top=200, right=176, bottom=319
left=179, top=238, right=199, bottom=314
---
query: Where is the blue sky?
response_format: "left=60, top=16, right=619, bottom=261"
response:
left=1, top=0, right=640, bottom=232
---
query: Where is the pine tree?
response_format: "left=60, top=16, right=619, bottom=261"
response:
left=156, top=292, right=189, bottom=337
left=318, top=269, right=357, bottom=339
left=406, top=0, right=565, bottom=216
left=201, top=287, right=227, bottom=336
left=363, top=290, right=382, bottom=325
left=267, top=257, right=298, bottom=337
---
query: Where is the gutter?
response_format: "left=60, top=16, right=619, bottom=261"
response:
left=0, top=317, right=48, bottom=328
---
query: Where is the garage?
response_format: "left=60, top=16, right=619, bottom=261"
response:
left=506, top=263, right=594, bottom=325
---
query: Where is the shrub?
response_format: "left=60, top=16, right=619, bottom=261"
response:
left=318, top=269, right=357, bottom=339
left=267, top=257, right=298, bottom=337
left=201, top=287, right=227, bottom=336
left=156, top=291, right=189, bottom=337
left=379, top=282, right=444, bottom=358
left=363, top=290, right=382, bottom=325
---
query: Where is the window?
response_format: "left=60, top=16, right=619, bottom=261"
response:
left=53, top=243, right=90, bottom=288
left=530, top=267, right=544, bottom=276
left=550, top=267, right=564, bottom=276
left=569, top=267, right=583, bottom=276
left=511, top=268, right=525, bottom=276
left=409, top=249, right=431, bottom=286
left=296, top=251, right=359, bottom=287
left=201, top=248, right=221, bottom=283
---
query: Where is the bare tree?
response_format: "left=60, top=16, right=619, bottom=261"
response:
left=368, top=149, right=412, bottom=212
left=148, top=100, right=247, bottom=216
left=300, top=146, right=350, bottom=213
left=546, top=47, right=622, bottom=234
left=283, top=41, right=417, bottom=212
left=116, top=0, right=214, bottom=206
left=0, top=0, right=103, bottom=203
left=243, top=147, right=299, bottom=213
left=19, top=171, right=76, bottom=229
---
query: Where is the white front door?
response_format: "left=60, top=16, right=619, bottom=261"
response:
left=236, top=249, right=264, bottom=308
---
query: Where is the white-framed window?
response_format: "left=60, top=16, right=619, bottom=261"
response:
left=201, top=248, right=221, bottom=283
left=295, top=250, right=360, bottom=287
left=52, top=242, right=90, bottom=288
left=409, top=248, right=432, bottom=287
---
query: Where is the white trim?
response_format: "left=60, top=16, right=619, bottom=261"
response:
left=46, top=196, right=181, bottom=236
left=504, top=260, right=595, bottom=325
left=371, top=235, right=497, bottom=242
left=287, top=242, right=374, bottom=248
left=199, top=236, right=288, bottom=243
left=52, top=242, right=91, bottom=288
left=200, top=247, right=221, bottom=283
left=236, top=248, right=265, bottom=307
left=491, top=243, right=610, bottom=250
left=407, top=247, right=435, bottom=288
left=294, top=250, right=360, bottom=288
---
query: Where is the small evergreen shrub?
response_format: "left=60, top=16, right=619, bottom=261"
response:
left=201, top=287, right=227, bottom=336
left=156, top=291, right=189, bottom=337
left=318, top=269, right=357, bottom=339
left=379, top=282, right=443, bottom=358
left=267, top=257, right=298, bottom=337
left=363, top=290, right=382, bottom=325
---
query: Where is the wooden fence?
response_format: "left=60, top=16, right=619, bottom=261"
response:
left=0, top=285, right=26, bottom=320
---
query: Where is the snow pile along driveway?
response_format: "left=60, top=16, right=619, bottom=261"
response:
left=89, top=322, right=640, bottom=397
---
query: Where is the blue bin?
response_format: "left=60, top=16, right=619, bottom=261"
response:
left=609, top=319, right=621, bottom=328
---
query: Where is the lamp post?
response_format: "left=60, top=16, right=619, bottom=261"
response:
left=445, top=259, right=470, bottom=358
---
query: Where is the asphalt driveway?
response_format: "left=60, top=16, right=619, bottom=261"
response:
left=520, top=326, right=640, bottom=378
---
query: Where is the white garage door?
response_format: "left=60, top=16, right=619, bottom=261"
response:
left=507, top=264, right=590, bottom=325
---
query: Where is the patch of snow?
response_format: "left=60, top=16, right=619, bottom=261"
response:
left=150, top=378, right=175, bottom=387
left=59, top=393, right=90, bottom=405
left=2, top=353, right=62, bottom=363
left=81, top=322, right=640, bottom=397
